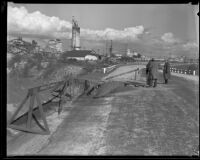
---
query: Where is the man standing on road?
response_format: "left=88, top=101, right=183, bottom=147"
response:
left=146, top=59, right=152, bottom=86
left=146, top=58, right=158, bottom=87
left=163, top=59, right=171, bottom=84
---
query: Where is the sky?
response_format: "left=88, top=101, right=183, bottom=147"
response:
left=7, top=3, right=199, bottom=58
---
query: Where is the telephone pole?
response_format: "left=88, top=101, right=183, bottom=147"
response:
left=109, top=40, right=113, bottom=57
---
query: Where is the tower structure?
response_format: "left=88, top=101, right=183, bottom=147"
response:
left=71, top=17, right=81, bottom=50
left=109, top=40, right=113, bottom=57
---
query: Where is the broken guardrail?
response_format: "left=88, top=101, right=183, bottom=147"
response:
left=7, top=67, right=145, bottom=135
left=103, top=65, right=117, bottom=74
left=7, top=76, right=98, bottom=135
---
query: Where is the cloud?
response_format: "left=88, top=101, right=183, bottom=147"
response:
left=161, top=32, right=180, bottom=44
left=81, top=26, right=144, bottom=41
left=8, top=5, right=72, bottom=38
left=182, top=42, right=199, bottom=50
left=8, top=5, right=144, bottom=41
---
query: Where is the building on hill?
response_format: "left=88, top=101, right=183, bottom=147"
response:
left=126, top=49, right=140, bottom=57
left=7, top=37, right=38, bottom=55
left=8, top=37, right=32, bottom=46
left=115, top=54, right=123, bottom=58
left=62, top=50, right=101, bottom=61
left=45, top=39, right=63, bottom=53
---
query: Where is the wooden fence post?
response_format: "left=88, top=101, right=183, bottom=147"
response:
left=35, top=90, right=50, bottom=133
left=27, top=89, right=35, bottom=129
left=8, top=92, right=30, bottom=125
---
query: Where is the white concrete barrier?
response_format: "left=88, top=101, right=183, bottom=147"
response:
left=193, top=70, right=196, bottom=75
left=103, top=65, right=117, bottom=74
left=169, top=68, right=198, bottom=76
left=103, top=68, right=106, bottom=73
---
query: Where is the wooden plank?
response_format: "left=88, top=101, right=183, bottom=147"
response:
left=8, top=92, right=30, bottom=125
left=32, top=113, right=46, bottom=131
left=35, top=91, right=50, bottom=133
left=8, top=124, right=49, bottom=135
left=104, top=68, right=139, bottom=81
left=134, top=70, right=137, bottom=80
left=58, top=81, right=67, bottom=114
left=39, top=81, right=64, bottom=92
left=93, top=81, right=123, bottom=98
left=27, top=92, right=35, bottom=129
left=84, top=84, right=98, bottom=96
left=125, top=81, right=147, bottom=87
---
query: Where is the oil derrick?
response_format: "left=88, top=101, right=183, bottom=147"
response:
left=71, top=16, right=81, bottom=50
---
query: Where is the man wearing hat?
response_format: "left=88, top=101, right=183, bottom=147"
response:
left=146, top=58, right=158, bottom=87
left=163, top=59, right=171, bottom=84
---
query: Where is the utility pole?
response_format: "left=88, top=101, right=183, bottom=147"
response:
left=109, top=40, right=112, bottom=57
left=125, top=43, right=128, bottom=56
left=105, top=40, right=108, bottom=57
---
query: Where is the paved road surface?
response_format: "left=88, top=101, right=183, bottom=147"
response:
left=7, top=65, right=199, bottom=155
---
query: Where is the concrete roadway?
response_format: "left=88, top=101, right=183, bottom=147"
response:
left=36, top=69, right=199, bottom=155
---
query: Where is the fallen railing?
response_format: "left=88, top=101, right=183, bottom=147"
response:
left=7, top=76, right=97, bottom=135
left=103, top=65, right=117, bottom=74
left=7, top=68, right=146, bottom=135
left=104, top=68, right=140, bottom=81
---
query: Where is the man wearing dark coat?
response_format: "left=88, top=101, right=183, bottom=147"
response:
left=163, top=60, right=171, bottom=84
left=146, top=58, right=158, bottom=87
left=146, top=59, right=152, bottom=86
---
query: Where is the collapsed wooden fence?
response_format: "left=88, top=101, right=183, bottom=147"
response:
left=8, top=68, right=145, bottom=135
left=7, top=75, right=98, bottom=135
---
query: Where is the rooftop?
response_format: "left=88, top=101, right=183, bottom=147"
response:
left=63, top=50, right=100, bottom=58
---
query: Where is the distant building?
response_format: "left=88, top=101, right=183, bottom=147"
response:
left=63, top=50, right=101, bottom=61
left=133, top=52, right=138, bottom=57
left=126, top=49, right=139, bottom=57
left=126, top=49, right=131, bottom=57
left=7, top=37, right=36, bottom=55
left=115, top=54, right=123, bottom=57
left=85, top=55, right=98, bottom=60
left=8, top=37, right=31, bottom=46
left=141, top=55, right=145, bottom=59
left=154, top=58, right=165, bottom=61
left=45, top=39, right=63, bottom=53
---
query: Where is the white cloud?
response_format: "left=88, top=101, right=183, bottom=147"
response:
left=182, top=42, right=199, bottom=50
left=7, top=5, right=144, bottom=41
left=161, top=32, right=179, bottom=44
left=81, top=26, right=144, bottom=41
left=8, top=5, right=72, bottom=38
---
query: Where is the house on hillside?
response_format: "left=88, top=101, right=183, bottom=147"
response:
left=62, top=50, right=101, bottom=61
left=7, top=37, right=39, bottom=55
left=115, top=54, right=123, bottom=57
left=8, top=37, right=29, bottom=46
left=44, top=39, right=63, bottom=55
